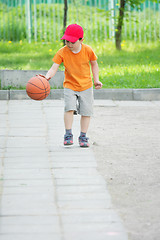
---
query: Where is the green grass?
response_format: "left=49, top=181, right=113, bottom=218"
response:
left=0, top=40, right=160, bottom=89
left=93, top=41, right=160, bottom=88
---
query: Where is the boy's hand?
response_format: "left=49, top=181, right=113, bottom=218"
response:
left=36, top=74, right=51, bottom=81
left=94, top=81, right=103, bottom=89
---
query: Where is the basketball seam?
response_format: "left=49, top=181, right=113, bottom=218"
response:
left=26, top=91, right=50, bottom=95
left=26, top=91, right=49, bottom=100
left=36, top=95, right=46, bottom=100
left=27, top=82, right=45, bottom=91
left=37, top=75, right=47, bottom=97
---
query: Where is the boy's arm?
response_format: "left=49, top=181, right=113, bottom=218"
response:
left=38, top=63, right=60, bottom=81
left=90, top=60, right=103, bottom=89
left=45, top=63, right=60, bottom=80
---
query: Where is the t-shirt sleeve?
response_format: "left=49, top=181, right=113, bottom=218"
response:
left=88, top=46, right=97, bottom=61
left=52, top=50, right=63, bottom=64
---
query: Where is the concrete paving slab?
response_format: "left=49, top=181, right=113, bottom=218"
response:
left=0, top=100, right=128, bottom=240
left=7, top=113, right=43, bottom=119
left=153, top=101, right=160, bottom=106
left=61, top=210, right=122, bottom=223
left=57, top=199, right=111, bottom=209
left=0, top=117, right=8, bottom=128
left=59, top=208, right=123, bottom=216
left=0, top=100, right=8, bottom=112
left=1, top=193, right=55, bottom=205
left=0, top=215, right=60, bottom=225
left=1, top=204, right=58, bottom=215
left=0, top=140, right=7, bottom=149
left=49, top=147, right=94, bottom=155
left=42, top=99, right=64, bottom=107
left=0, top=234, right=62, bottom=240
left=0, top=206, right=58, bottom=216
left=62, top=213, right=121, bottom=225
left=57, top=192, right=110, bottom=201
left=2, top=186, right=55, bottom=194
left=4, top=161, right=51, bottom=169
left=2, top=179, right=54, bottom=187
left=3, top=157, right=49, bottom=163
left=3, top=169, right=52, bottom=180
left=63, top=222, right=126, bottom=232
left=50, top=154, right=95, bottom=161
left=51, top=161, right=97, bottom=168
left=0, top=149, right=4, bottom=159
left=7, top=123, right=45, bottom=128
left=55, top=177, right=109, bottom=186
left=0, top=128, right=8, bottom=136
left=0, top=224, right=60, bottom=234
left=94, top=99, right=116, bottom=107
left=7, top=118, right=45, bottom=128
left=4, top=148, right=48, bottom=157
left=64, top=232, right=128, bottom=240
left=6, top=137, right=46, bottom=148
left=53, top=168, right=100, bottom=177
left=57, top=185, right=107, bottom=194
left=8, top=128, right=46, bottom=137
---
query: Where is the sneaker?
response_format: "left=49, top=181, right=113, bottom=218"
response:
left=78, top=135, right=89, bottom=147
left=64, top=133, right=73, bottom=146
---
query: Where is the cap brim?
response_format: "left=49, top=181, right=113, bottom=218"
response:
left=61, top=34, right=78, bottom=42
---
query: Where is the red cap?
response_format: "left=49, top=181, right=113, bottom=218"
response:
left=61, top=24, right=84, bottom=42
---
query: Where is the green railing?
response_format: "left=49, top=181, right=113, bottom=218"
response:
left=0, top=0, right=160, bottom=43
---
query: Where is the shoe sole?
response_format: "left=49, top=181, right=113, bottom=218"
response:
left=64, top=142, right=73, bottom=146
left=80, top=145, right=89, bottom=148
left=79, top=143, right=89, bottom=148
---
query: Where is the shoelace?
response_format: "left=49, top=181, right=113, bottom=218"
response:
left=64, top=134, right=72, bottom=140
left=79, top=135, right=89, bottom=142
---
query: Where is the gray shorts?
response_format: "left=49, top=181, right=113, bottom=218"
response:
left=64, top=87, right=93, bottom=116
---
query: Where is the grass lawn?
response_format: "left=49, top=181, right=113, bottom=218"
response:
left=0, top=40, right=159, bottom=89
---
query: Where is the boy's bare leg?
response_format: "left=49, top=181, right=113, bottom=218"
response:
left=79, top=116, right=90, bottom=147
left=64, top=111, right=74, bottom=145
left=80, top=116, right=90, bottom=133
left=64, top=110, right=74, bottom=130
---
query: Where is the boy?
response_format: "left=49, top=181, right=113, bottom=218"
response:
left=39, top=24, right=102, bottom=147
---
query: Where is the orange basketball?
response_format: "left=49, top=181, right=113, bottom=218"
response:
left=26, top=76, right=50, bottom=100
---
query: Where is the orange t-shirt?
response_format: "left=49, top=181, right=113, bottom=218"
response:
left=52, top=43, right=97, bottom=91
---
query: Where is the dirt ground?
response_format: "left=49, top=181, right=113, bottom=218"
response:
left=89, top=101, right=160, bottom=240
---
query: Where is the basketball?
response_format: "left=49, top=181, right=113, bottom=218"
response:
left=26, top=76, right=50, bottom=100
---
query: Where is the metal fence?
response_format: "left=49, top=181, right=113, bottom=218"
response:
left=0, top=0, right=160, bottom=43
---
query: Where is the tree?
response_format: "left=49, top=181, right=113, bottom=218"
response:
left=115, top=0, right=126, bottom=50
left=115, top=0, right=160, bottom=50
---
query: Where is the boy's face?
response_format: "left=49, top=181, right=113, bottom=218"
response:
left=65, top=39, right=83, bottom=52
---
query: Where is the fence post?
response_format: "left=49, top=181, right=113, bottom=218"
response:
left=33, top=0, right=37, bottom=42
left=159, top=2, right=160, bottom=40
left=26, top=0, right=32, bottom=43
left=109, top=0, right=115, bottom=41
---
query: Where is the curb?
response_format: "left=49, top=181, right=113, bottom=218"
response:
left=0, top=69, right=64, bottom=89
left=0, top=88, right=160, bottom=101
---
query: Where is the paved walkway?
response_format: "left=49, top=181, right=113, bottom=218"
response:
left=0, top=100, right=128, bottom=240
